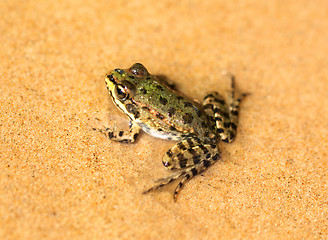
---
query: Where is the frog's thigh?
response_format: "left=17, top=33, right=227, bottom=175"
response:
left=94, top=121, right=141, bottom=143
left=203, top=92, right=232, bottom=142
left=162, top=138, right=218, bottom=170
left=144, top=139, right=221, bottom=200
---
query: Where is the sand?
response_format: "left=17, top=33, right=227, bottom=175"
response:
left=0, top=0, right=327, bottom=239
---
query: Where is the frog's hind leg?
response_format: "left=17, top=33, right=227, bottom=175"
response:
left=93, top=121, right=141, bottom=143
left=203, top=92, right=231, bottom=142
left=227, top=76, right=248, bottom=142
left=143, top=138, right=221, bottom=201
left=143, top=167, right=193, bottom=196
left=203, top=74, right=247, bottom=143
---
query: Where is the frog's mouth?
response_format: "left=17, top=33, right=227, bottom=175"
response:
left=105, top=73, right=116, bottom=93
left=105, top=73, right=133, bottom=119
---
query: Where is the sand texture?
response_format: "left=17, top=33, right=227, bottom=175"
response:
left=0, top=0, right=327, bottom=239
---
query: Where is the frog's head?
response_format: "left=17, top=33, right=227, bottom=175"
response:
left=105, top=63, right=149, bottom=101
left=104, top=63, right=150, bottom=119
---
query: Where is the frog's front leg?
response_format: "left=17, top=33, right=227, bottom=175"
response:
left=143, top=138, right=221, bottom=201
left=93, top=121, right=141, bottom=143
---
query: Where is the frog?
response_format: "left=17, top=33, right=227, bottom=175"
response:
left=94, top=63, right=247, bottom=201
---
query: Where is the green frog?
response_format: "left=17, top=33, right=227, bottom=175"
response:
left=95, top=63, right=246, bottom=201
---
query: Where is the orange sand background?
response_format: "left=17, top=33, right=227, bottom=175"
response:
left=0, top=0, right=327, bottom=239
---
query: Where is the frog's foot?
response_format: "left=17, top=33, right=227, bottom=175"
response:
left=92, top=121, right=140, bottom=143
left=203, top=74, right=247, bottom=143
left=143, top=138, right=221, bottom=201
left=143, top=167, right=193, bottom=194
left=227, top=75, right=249, bottom=141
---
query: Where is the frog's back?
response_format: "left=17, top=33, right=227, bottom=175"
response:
left=133, top=78, right=215, bottom=141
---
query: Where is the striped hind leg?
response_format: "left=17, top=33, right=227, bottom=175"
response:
left=172, top=146, right=220, bottom=201
left=203, top=74, right=247, bottom=143
left=143, top=138, right=221, bottom=201
left=203, top=92, right=232, bottom=142
left=226, top=75, right=248, bottom=142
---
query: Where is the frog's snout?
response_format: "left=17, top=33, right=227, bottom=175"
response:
left=105, top=73, right=116, bottom=92
left=114, top=68, right=124, bottom=75
left=106, top=74, right=116, bottom=84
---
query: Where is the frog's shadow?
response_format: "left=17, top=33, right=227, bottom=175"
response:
left=155, top=74, right=204, bottom=106
left=155, top=74, right=178, bottom=90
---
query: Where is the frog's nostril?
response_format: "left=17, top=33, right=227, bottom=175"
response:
left=106, top=74, right=116, bottom=83
left=114, top=69, right=124, bottom=75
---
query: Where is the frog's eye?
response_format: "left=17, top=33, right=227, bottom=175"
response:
left=129, top=63, right=149, bottom=77
left=114, top=84, right=129, bottom=101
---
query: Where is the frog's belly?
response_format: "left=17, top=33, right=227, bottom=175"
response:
left=138, top=122, right=183, bottom=141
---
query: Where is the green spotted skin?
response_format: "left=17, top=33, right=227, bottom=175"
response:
left=95, top=63, right=246, bottom=201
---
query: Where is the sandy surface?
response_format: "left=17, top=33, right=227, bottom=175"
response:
left=1, top=0, right=327, bottom=239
